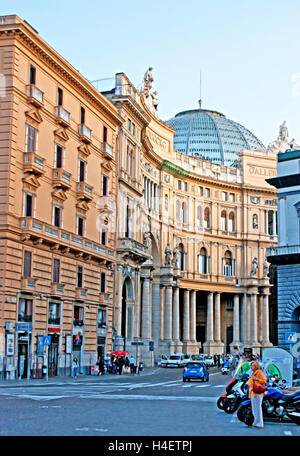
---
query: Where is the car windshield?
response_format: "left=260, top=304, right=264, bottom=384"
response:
left=205, top=356, right=213, bottom=359
left=191, top=355, right=203, bottom=360
left=170, top=355, right=180, bottom=360
left=187, top=363, right=204, bottom=368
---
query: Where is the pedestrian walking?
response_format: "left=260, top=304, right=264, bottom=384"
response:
left=97, top=357, right=105, bottom=376
left=217, top=355, right=220, bottom=368
left=72, top=357, right=79, bottom=378
left=118, top=356, right=125, bottom=375
left=248, top=360, right=267, bottom=429
left=129, top=356, right=136, bottom=375
left=138, top=361, right=144, bottom=375
left=125, top=356, right=130, bottom=374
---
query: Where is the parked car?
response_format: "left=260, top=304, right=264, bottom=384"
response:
left=183, top=361, right=209, bottom=382
left=191, top=354, right=205, bottom=362
left=159, top=354, right=169, bottom=367
left=204, top=355, right=214, bottom=367
left=183, top=354, right=192, bottom=365
left=165, top=354, right=186, bottom=367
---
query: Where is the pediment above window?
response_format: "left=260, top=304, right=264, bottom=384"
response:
left=22, top=173, right=40, bottom=190
left=78, top=144, right=91, bottom=158
left=25, top=109, right=43, bottom=125
left=54, top=128, right=69, bottom=143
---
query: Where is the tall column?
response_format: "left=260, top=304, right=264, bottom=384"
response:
left=262, top=293, right=272, bottom=346
left=183, top=289, right=190, bottom=341
left=206, top=292, right=214, bottom=343
left=190, top=290, right=196, bottom=342
left=233, top=294, right=240, bottom=343
left=172, top=286, right=180, bottom=342
left=241, top=293, right=248, bottom=344
left=141, top=277, right=151, bottom=340
left=250, top=292, right=258, bottom=344
left=152, top=281, right=161, bottom=343
left=164, top=285, right=172, bottom=340
left=214, top=292, right=221, bottom=343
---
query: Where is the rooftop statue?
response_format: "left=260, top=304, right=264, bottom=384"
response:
left=279, top=121, right=288, bottom=141
left=141, top=67, right=159, bottom=117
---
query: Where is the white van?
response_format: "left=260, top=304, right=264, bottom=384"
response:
left=162, top=353, right=185, bottom=368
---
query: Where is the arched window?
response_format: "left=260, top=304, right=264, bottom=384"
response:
left=204, top=207, right=210, bottom=228
left=164, top=194, right=168, bottom=211
left=223, top=250, right=232, bottom=276
left=228, top=212, right=235, bottom=232
left=198, top=247, right=207, bottom=274
left=253, top=214, right=258, bottom=229
left=178, top=243, right=185, bottom=271
left=221, top=210, right=227, bottom=231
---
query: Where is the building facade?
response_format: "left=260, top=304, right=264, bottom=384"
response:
left=104, top=72, right=278, bottom=366
left=0, top=15, right=122, bottom=379
left=267, top=146, right=300, bottom=355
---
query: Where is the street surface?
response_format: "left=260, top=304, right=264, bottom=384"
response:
left=0, top=367, right=299, bottom=436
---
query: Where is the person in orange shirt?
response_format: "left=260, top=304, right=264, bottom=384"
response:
left=248, top=360, right=267, bottom=428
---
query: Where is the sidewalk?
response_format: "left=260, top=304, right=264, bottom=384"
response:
left=0, top=366, right=161, bottom=387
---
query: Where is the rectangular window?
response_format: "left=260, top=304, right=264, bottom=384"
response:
left=48, top=302, right=60, bottom=325
left=18, top=298, right=33, bottom=322
left=132, top=123, right=135, bottom=136
left=198, top=186, right=203, bottom=196
left=77, top=265, right=83, bottom=288
left=222, top=192, right=227, bottom=201
left=26, top=124, right=37, bottom=153
left=101, top=229, right=106, bottom=245
left=229, top=193, right=235, bottom=202
left=78, top=159, right=85, bottom=182
left=77, top=216, right=84, bottom=236
left=103, top=125, right=107, bottom=143
left=53, top=258, right=60, bottom=283
left=100, top=272, right=106, bottom=293
left=23, top=251, right=32, bottom=277
left=205, top=188, right=210, bottom=198
left=55, top=144, right=63, bottom=168
left=177, top=180, right=182, bottom=190
left=74, top=305, right=84, bottom=324
left=102, top=174, right=108, bottom=196
left=183, top=182, right=188, bottom=192
left=98, top=308, right=106, bottom=327
left=127, top=118, right=131, bottom=131
left=80, top=106, right=85, bottom=124
left=29, top=64, right=36, bottom=85
left=54, top=206, right=61, bottom=228
left=57, top=88, right=63, bottom=106
left=25, top=193, right=33, bottom=217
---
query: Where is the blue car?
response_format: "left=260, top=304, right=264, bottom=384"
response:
left=183, top=361, right=209, bottom=382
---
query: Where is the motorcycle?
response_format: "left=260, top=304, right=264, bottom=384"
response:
left=221, top=366, right=229, bottom=375
left=236, top=386, right=300, bottom=426
left=217, top=374, right=249, bottom=410
left=223, top=375, right=249, bottom=414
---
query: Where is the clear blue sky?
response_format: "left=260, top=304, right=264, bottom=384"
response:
left=2, top=0, right=300, bottom=145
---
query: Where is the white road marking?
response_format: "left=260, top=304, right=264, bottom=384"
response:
left=81, top=393, right=217, bottom=402
left=284, top=431, right=293, bottom=436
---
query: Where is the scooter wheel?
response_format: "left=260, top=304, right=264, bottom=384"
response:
left=237, top=404, right=254, bottom=426
left=223, top=398, right=238, bottom=414
left=217, top=397, right=226, bottom=410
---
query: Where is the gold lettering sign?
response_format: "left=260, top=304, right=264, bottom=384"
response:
left=248, top=165, right=276, bottom=177
left=148, top=130, right=168, bottom=151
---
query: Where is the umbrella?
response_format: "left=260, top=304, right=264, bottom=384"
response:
left=110, top=350, right=129, bottom=357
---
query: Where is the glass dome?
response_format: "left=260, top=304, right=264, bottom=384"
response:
left=166, top=108, right=264, bottom=167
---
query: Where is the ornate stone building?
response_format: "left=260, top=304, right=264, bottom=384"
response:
left=104, top=71, right=278, bottom=366
left=0, top=15, right=122, bottom=378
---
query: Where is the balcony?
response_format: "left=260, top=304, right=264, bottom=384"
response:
left=73, top=318, right=84, bottom=327
left=117, top=237, right=150, bottom=264
left=23, top=152, right=45, bottom=175
left=19, top=216, right=115, bottom=262
left=48, top=316, right=61, bottom=326
left=76, top=182, right=93, bottom=201
left=99, top=292, right=110, bottom=304
left=102, top=142, right=113, bottom=159
left=51, top=282, right=65, bottom=297
left=27, top=84, right=44, bottom=107
left=55, top=106, right=70, bottom=127
left=78, top=124, right=92, bottom=143
left=266, top=244, right=300, bottom=265
left=18, top=313, right=32, bottom=323
left=76, top=287, right=87, bottom=300
left=52, top=168, right=72, bottom=190
left=21, top=277, right=36, bottom=292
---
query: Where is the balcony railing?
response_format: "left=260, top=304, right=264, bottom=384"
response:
left=27, top=84, right=44, bottom=107
left=73, top=318, right=84, bottom=327
left=48, top=317, right=60, bottom=325
left=55, top=106, right=70, bottom=126
left=21, top=276, right=36, bottom=291
left=52, top=168, right=72, bottom=189
left=20, top=216, right=115, bottom=262
left=23, top=152, right=45, bottom=175
left=266, top=245, right=300, bottom=257
left=76, top=287, right=87, bottom=300
left=78, top=124, right=92, bottom=142
left=102, top=142, right=113, bottom=159
left=76, top=182, right=93, bottom=201
left=18, top=314, right=32, bottom=323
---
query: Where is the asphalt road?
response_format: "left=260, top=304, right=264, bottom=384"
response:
left=0, top=367, right=299, bottom=437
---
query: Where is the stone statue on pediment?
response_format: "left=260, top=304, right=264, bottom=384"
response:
left=142, top=67, right=154, bottom=96
left=143, top=231, right=152, bottom=254
left=173, top=245, right=179, bottom=268
left=164, top=243, right=172, bottom=266
left=263, top=260, right=270, bottom=278
left=250, top=257, right=258, bottom=277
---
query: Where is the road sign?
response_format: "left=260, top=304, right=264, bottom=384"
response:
left=285, top=332, right=297, bottom=344
left=15, top=322, right=32, bottom=332
left=131, top=342, right=144, bottom=346
left=42, top=336, right=51, bottom=346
